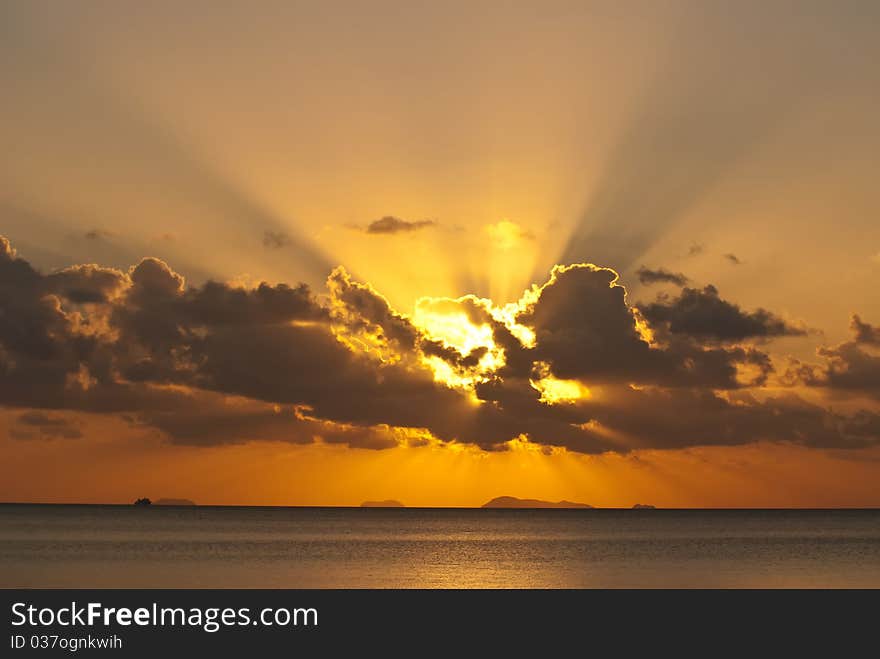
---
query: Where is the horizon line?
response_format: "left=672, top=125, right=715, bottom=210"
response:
left=2, top=502, right=879, bottom=511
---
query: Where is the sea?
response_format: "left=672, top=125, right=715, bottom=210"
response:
left=2, top=505, right=878, bottom=588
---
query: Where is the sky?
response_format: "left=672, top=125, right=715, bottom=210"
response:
left=1, top=0, right=880, bottom=507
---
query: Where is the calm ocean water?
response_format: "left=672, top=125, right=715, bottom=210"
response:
left=1, top=505, right=878, bottom=588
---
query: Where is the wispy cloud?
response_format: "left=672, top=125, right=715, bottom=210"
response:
left=724, top=253, right=743, bottom=265
left=263, top=230, right=292, bottom=249
left=637, top=266, right=689, bottom=287
left=366, top=216, right=436, bottom=235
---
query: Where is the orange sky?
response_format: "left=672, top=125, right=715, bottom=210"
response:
left=3, top=419, right=880, bottom=507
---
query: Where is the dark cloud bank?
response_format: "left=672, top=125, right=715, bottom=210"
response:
left=1, top=235, right=878, bottom=453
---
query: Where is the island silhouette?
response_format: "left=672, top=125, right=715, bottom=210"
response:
left=133, top=497, right=196, bottom=506
left=482, top=496, right=593, bottom=509
left=131, top=496, right=656, bottom=509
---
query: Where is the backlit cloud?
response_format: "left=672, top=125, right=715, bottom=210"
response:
left=1, top=235, right=878, bottom=454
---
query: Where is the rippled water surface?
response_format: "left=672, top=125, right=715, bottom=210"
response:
left=2, top=505, right=878, bottom=587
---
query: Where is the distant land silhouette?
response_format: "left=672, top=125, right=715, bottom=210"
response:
left=155, top=498, right=197, bottom=506
left=482, top=496, right=593, bottom=509
left=360, top=500, right=405, bottom=508
left=632, top=503, right=656, bottom=509
left=132, top=497, right=196, bottom=506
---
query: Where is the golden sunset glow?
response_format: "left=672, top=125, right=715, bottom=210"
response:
left=413, top=298, right=503, bottom=386
left=485, top=220, right=533, bottom=251
left=530, top=363, right=592, bottom=404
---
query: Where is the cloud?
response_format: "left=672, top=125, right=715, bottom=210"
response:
left=636, top=266, right=689, bottom=287
left=0, top=236, right=125, bottom=410
left=780, top=315, right=880, bottom=400
left=688, top=243, right=704, bottom=257
left=585, top=388, right=880, bottom=450
left=517, top=265, right=773, bottom=388
left=262, top=230, right=292, bottom=249
left=639, top=285, right=806, bottom=342
left=724, top=253, right=743, bottom=265
left=83, top=229, right=114, bottom=241
left=817, top=342, right=880, bottom=398
left=851, top=314, right=880, bottom=345
left=12, top=411, right=83, bottom=440
left=366, top=216, right=436, bottom=235
left=46, top=264, right=129, bottom=304
left=1, top=235, right=878, bottom=454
